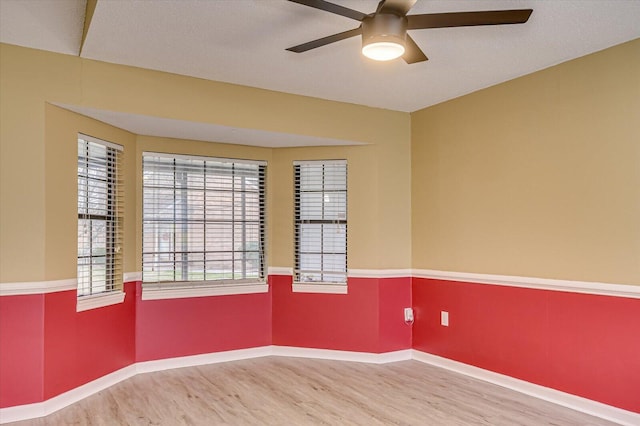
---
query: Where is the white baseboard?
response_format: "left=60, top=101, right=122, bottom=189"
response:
left=411, top=350, right=640, bottom=426
left=2, top=347, right=636, bottom=425
left=136, top=346, right=273, bottom=374
left=0, top=364, right=137, bottom=424
left=271, top=346, right=412, bottom=364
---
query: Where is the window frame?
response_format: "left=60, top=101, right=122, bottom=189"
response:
left=293, top=160, right=348, bottom=291
left=141, top=152, right=267, bottom=298
left=77, top=134, right=125, bottom=310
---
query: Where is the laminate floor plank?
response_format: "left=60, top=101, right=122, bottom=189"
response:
left=5, top=357, right=616, bottom=425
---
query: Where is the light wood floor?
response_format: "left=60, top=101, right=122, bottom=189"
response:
left=7, top=357, right=615, bottom=425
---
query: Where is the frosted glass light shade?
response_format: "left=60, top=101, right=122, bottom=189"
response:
left=362, top=41, right=405, bottom=61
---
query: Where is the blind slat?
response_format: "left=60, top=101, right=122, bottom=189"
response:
left=77, top=136, right=123, bottom=297
left=142, top=154, right=266, bottom=284
left=294, top=161, right=347, bottom=284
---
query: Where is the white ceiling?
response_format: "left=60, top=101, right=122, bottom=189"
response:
left=2, top=0, right=639, bottom=145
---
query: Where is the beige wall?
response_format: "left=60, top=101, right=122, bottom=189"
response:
left=1, top=46, right=82, bottom=282
left=3, top=38, right=636, bottom=286
left=44, top=105, right=137, bottom=280
left=411, top=39, right=640, bottom=285
left=0, top=43, right=411, bottom=283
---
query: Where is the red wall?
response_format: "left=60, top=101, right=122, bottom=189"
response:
left=412, top=277, right=640, bottom=413
left=379, top=278, right=413, bottom=350
left=3, top=274, right=637, bottom=416
left=135, top=282, right=272, bottom=362
left=43, top=282, right=136, bottom=400
left=271, top=275, right=412, bottom=353
left=0, top=282, right=137, bottom=408
left=0, top=280, right=273, bottom=408
left=0, top=294, right=44, bottom=407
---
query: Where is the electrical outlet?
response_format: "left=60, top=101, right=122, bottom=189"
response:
left=441, top=311, right=449, bottom=326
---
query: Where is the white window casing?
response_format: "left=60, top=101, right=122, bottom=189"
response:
left=77, top=134, right=124, bottom=304
left=142, top=153, right=267, bottom=290
left=294, top=160, right=347, bottom=285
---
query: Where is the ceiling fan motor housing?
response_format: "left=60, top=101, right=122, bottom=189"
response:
left=362, top=13, right=408, bottom=50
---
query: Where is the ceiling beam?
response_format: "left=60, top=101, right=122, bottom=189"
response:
left=80, top=0, right=97, bottom=56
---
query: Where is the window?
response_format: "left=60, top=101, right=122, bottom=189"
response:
left=77, top=135, right=123, bottom=297
left=142, top=153, right=266, bottom=285
left=294, top=160, right=347, bottom=284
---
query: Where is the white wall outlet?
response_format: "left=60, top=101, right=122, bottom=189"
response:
left=404, top=307, right=414, bottom=323
left=441, top=311, right=449, bottom=326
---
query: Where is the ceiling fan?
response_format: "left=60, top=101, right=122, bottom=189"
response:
left=286, top=0, right=533, bottom=63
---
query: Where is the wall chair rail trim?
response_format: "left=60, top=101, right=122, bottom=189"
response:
left=2, top=270, right=638, bottom=299
left=413, top=269, right=640, bottom=299
left=0, top=279, right=77, bottom=296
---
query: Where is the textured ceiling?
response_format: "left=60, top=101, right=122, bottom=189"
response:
left=1, top=0, right=639, bottom=145
left=0, top=0, right=85, bottom=55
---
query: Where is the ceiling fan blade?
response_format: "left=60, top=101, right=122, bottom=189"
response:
left=286, top=27, right=362, bottom=53
left=403, top=34, right=428, bottom=64
left=407, top=9, right=533, bottom=30
left=377, top=0, right=417, bottom=16
left=288, top=0, right=367, bottom=21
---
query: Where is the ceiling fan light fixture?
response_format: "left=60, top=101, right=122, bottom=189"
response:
left=362, top=39, right=405, bottom=61
left=361, top=14, right=408, bottom=62
left=286, top=1, right=534, bottom=65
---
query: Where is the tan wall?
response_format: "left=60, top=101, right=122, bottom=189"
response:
left=44, top=105, right=137, bottom=280
left=11, top=37, right=636, bottom=286
left=0, top=46, right=82, bottom=282
left=0, top=43, right=411, bottom=283
left=411, top=39, right=640, bottom=285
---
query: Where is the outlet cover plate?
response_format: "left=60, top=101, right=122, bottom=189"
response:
left=441, top=311, right=449, bottom=326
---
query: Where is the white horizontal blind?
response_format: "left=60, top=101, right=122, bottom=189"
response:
left=294, top=160, right=347, bottom=283
left=77, top=136, right=123, bottom=297
left=142, top=153, right=266, bottom=284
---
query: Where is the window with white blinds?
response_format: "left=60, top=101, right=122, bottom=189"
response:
left=77, top=135, right=123, bottom=297
left=142, top=153, right=266, bottom=285
left=294, top=160, right=347, bottom=284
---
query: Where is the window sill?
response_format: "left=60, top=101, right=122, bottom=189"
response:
left=141, top=282, right=268, bottom=301
left=77, top=291, right=126, bottom=312
left=293, top=282, right=348, bottom=294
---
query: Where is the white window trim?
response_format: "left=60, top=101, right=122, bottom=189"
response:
left=77, top=291, right=125, bottom=312
left=79, top=133, right=124, bottom=152
left=141, top=152, right=267, bottom=286
left=292, top=282, right=348, bottom=294
left=293, top=159, right=347, bottom=166
left=294, top=160, right=348, bottom=285
left=141, top=281, right=268, bottom=300
left=145, top=151, right=266, bottom=166
left=268, top=267, right=349, bottom=295
left=77, top=134, right=124, bottom=298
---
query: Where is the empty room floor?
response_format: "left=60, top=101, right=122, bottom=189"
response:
left=6, top=357, right=614, bottom=425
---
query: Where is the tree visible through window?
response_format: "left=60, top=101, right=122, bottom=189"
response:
left=294, top=160, right=347, bottom=283
left=142, top=154, right=266, bottom=284
left=77, top=135, right=123, bottom=297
